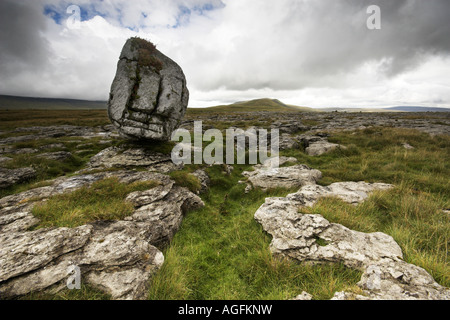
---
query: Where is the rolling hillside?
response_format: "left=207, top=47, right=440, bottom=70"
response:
left=188, top=98, right=316, bottom=114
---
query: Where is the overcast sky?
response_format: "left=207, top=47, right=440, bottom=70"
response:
left=0, top=0, right=449, bottom=108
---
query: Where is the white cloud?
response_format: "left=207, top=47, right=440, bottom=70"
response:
left=0, top=0, right=449, bottom=108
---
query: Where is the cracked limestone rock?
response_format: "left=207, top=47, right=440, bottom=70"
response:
left=254, top=180, right=449, bottom=300
left=108, top=37, right=189, bottom=141
left=81, top=146, right=183, bottom=174
left=298, top=135, right=343, bottom=156
left=0, top=170, right=204, bottom=300
left=0, top=167, right=36, bottom=189
left=242, top=159, right=322, bottom=191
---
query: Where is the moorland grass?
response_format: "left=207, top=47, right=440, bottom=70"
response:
left=2, top=110, right=448, bottom=300
left=0, top=136, right=116, bottom=199
left=148, top=127, right=449, bottom=299
left=148, top=164, right=363, bottom=300
left=169, top=170, right=202, bottom=194
left=31, top=177, right=159, bottom=229
left=281, top=127, right=450, bottom=195
left=0, top=109, right=109, bottom=130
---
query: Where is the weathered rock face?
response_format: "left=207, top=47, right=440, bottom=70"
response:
left=0, top=167, right=36, bottom=189
left=81, top=146, right=182, bottom=174
left=0, top=170, right=204, bottom=300
left=254, top=178, right=450, bottom=300
left=108, top=37, right=189, bottom=141
left=241, top=158, right=322, bottom=192
left=298, top=134, right=343, bottom=156
left=191, top=169, right=211, bottom=194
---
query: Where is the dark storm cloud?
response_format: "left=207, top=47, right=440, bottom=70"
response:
left=0, top=0, right=51, bottom=78
left=208, top=0, right=450, bottom=91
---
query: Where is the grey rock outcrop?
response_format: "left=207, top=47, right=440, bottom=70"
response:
left=191, top=169, right=211, bottom=194
left=241, top=158, right=322, bottom=192
left=292, top=291, right=313, bottom=300
left=81, top=146, right=183, bottom=174
left=402, top=142, right=414, bottom=150
left=0, top=167, right=36, bottom=189
left=0, top=222, right=164, bottom=300
left=0, top=156, right=12, bottom=164
left=332, top=258, right=450, bottom=300
left=0, top=170, right=204, bottom=299
left=254, top=178, right=449, bottom=300
left=108, top=37, right=189, bottom=141
left=299, top=135, right=343, bottom=156
left=279, top=133, right=299, bottom=150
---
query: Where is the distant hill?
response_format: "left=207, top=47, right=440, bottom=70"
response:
left=2, top=95, right=448, bottom=114
left=188, top=98, right=316, bottom=114
left=385, top=106, right=450, bottom=112
left=0, top=95, right=107, bottom=110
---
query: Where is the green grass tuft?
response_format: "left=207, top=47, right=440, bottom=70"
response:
left=169, top=170, right=202, bottom=194
left=31, top=177, right=159, bottom=229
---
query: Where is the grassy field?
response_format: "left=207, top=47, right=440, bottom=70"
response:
left=1, top=110, right=448, bottom=300
left=32, top=177, right=160, bottom=229
left=0, top=109, right=110, bottom=130
left=146, top=127, right=449, bottom=298
left=0, top=95, right=107, bottom=110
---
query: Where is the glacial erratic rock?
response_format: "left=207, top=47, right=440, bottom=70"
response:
left=108, top=37, right=189, bottom=141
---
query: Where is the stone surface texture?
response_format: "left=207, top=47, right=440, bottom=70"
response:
left=0, top=170, right=203, bottom=300
left=254, top=177, right=449, bottom=300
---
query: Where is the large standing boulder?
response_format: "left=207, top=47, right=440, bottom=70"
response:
left=108, top=37, right=189, bottom=141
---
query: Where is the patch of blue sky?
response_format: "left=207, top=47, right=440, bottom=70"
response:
left=192, top=1, right=225, bottom=15
left=79, top=5, right=107, bottom=21
left=171, top=1, right=225, bottom=28
left=43, top=2, right=107, bottom=25
left=171, top=5, right=192, bottom=28
left=44, top=5, right=65, bottom=24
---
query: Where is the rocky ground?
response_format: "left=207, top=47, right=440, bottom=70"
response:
left=0, top=111, right=449, bottom=300
left=183, top=111, right=450, bottom=136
